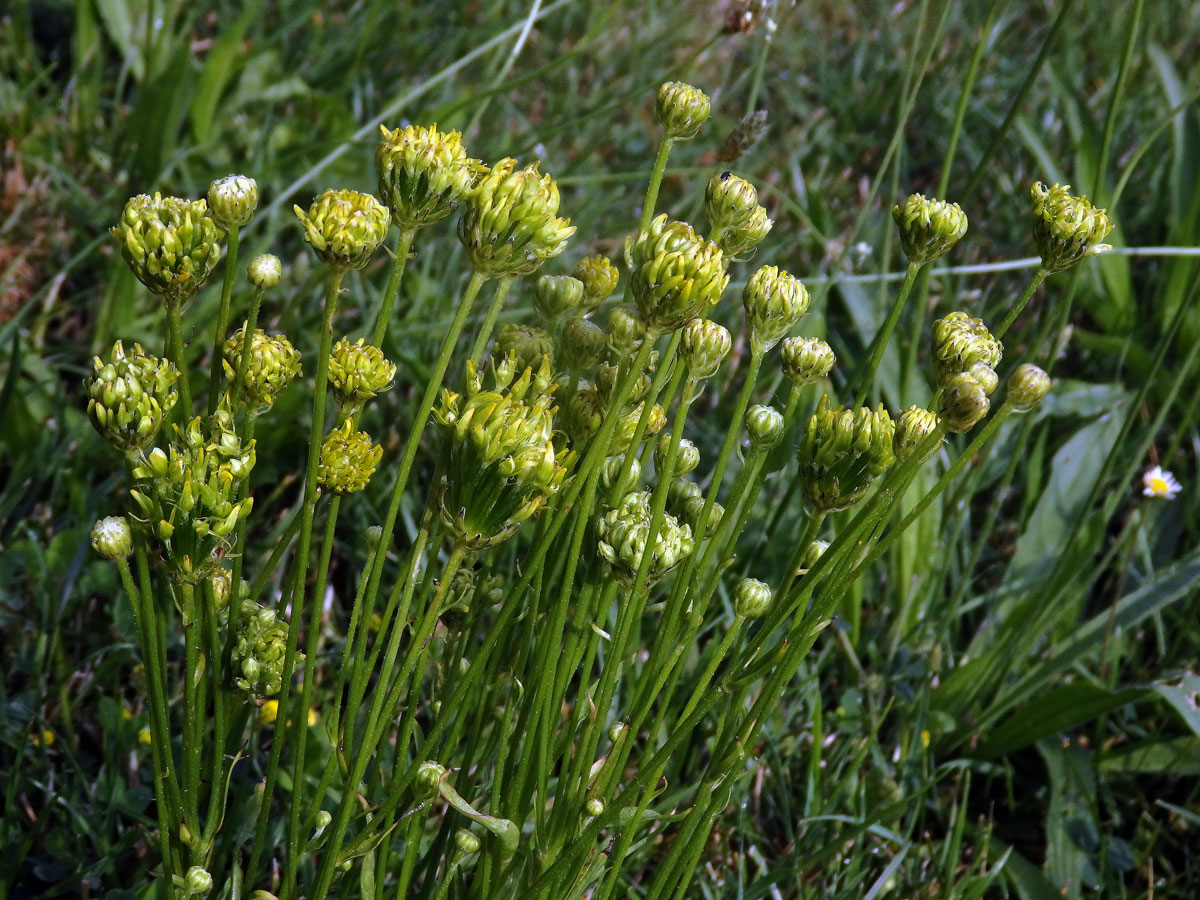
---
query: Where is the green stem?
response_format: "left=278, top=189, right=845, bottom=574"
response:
left=371, top=228, right=417, bottom=348
left=468, top=275, right=511, bottom=365
left=207, top=225, right=240, bottom=414
left=179, top=583, right=203, bottom=836
left=852, top=262, right=920, bottom=408
left=165, top=294, right=193, bottom=418
left=995, top=267, right=1049, bottom=338
left=641, top=137, right=675, bottom=230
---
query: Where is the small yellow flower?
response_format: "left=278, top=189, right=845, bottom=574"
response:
left=1142, top=465, right=1181, bottom=500
left=122, top=706, right=134, bottom=721
left=308, top=708, right=320, bottom=726
left=258, top=699, right=280, bottom=727
left=38, top=729, right=56, bottom=747
left=138, top=727, right=153, bottom=745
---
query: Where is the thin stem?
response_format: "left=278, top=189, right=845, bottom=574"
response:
left=179, top=583, right=203, bottom=835
left=371, top=228, right=417, bottom=349
left=852, top=262, right=920, bottom=408
left=165, top=294, right=193, bottom=418
left=207, top=225, right=240, bottom=414
left=468, top=275, right=512, bottom=365
left=230, top=286, right=267, bottom=413
left=641, top=137, right=675, bottom=230
left=995, top=267, right=1049, bottom=338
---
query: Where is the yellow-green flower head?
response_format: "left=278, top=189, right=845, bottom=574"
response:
left=680, top=318, right=732, bottom=380
left=560, top=316, right=606, bottom=373
left=937, top=372, right=990, bottom=434
left=1006, top=363, right=1051, bottom=412
left=797, top=396, right=896, bottom=512
left=706, top=172, right=760, bottom=232
left=744, top=265, right=810, bottom=354
left=318, top=420, right=383, bottom=494
left=625, top=215, right=729, bottom=335
left=232, top=602, right=298, bottom=697
left=86, top=340, right=180, bottom=454
left=223, top=326, right=302, bottom=410
left=112, top=193, right=224, bottom=300
left=780, top=336, right=836, bottom=386
left=458, top=158, right=575, bottom=277
left=717, top=109, right=769, bottom=164
left=745, top=404, right=785, bottom=452
left=376, top=123, right=482, bottom=229
left=735, top=577, right=772, bottom=618
left=715, top=203, right=773, bottom=257
left=932, top=311, right=1002, bottom=390
left=91, top=516, right=133, bottom=560
left=128, top=404, right=255, bottom=581
left=184, top=865, right=214, bottom=896
left=655, top=81, right=711, bottom=140
left=597, top=490, right=694, bottom=585
left=668, top=477, right=703, bottom=509
left=534, top=274, right=584, bottom=324
left=680, top=494, right=723, bottom=540
left=294, top=189, right=390, bottom=272
left=606, top=305, right=647, bottom=356
left=893, top=406, right=942, bottom=463
left=607, top=401, right=667, bottom=457
left=572, top=254, right=620, bottom=313
left=494, top=323, right=554, bottom=375
left=433, top=355, right=573, bottom=549
left=566, top=386, right=604, bottom=442
left=600, top=454, right=640, bottom=493
left=655, top=434, right=700, bottom=478
left=247, top=253, right=282, bottom=289
left=891, top=193, right=968, bottom=265
left=1030, top=181, right=1114, bottom=273
left=207, top=174, right=259, bottom=228
left=328, top=337, right=396, bottom=409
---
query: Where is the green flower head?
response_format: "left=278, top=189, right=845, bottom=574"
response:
left=294, top=189, right=390, bottom=272
left=328, top=337, right=396, bottom=410
left=318, top=420, right=383, bottom=494
left=494, top=323, right=555, bottom=375
left=1006, top=363, right=1052, bottom=412
left=224, top=326, right=302, bottom=411
left=797, top=396, right=895, bottom=512
left=572, top=254, right=620, bottom=313
left=743, top=265, right=810, bottom=354
left=232, top=602, right=299, bottom=698
left=655, top=81, right=711, bottom=140
left=780, top=336, right=836, bottom=386
left=1031, top=181, right=1114, bottom=273
left=892, top=193, right=967, bottom=266
left=207, top=174, right=259, bottom=229
left=932, top=311, right=1002, bottom=391
left=112, top=193, right=223, bottom=300
left=86, top=340, right=180, bottom=454
left=597, top=490, right=694, bottom=586
left=938, top=372, right=990, bottom=434
left=626, top=215, right=729, bottom=335
left=376, top=123, right=483, bottom=229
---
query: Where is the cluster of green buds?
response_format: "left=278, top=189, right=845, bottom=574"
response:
left=231, top=602, right=296, bottom=698
left=318, top=420, right=383, bottom=494
left=207, top=174, right=259, bottom=229
left=892, top=193, right=968, bottom=266
left=705, top=172, right=773, bottom=257
left=609, top=401, right=667, bottom=456
left=458, top=158, right=575, bottom=277
left=533, top=274, right=585, bottom=325
left=797, top=397, right=896, bottom=512
left=223, top=327, right=302, bottom=411
left=294, top=189, right=391, bottom=272
left=91, top=515, right=134, bottom=560
left=376, top=123, right=482, bottom=229
left=932, top=311, right=1003, bottom=391
left=572, top=254, right=620, bottom=313
left=128, top=404, right=256, bottom=581
left=625, top=215, right=729, bottom=335
left=1030, top=182, right=1114, bottom=273
left=666, top=479, right=722, bottom=539
left=1006, top=363, right=1052, bottom=411
left=743, top=265, right=810, bottom=354
left=494, top=323, right=554, bottom=374
left=328, top=337, right=396, bottom=410
left=112, top=193, right=224, bottom=300
left=597, top=490, right=695, bottom=586
left=433, top=356, right=573, bottom=549
left=780, top=336, right=836, bottom=386
left=893, top=406, right=942, bottom=463
left=85, top=341, right=180, bottom=455
left=210, top=566, right=249, bottom=628
left=656, top=81, right=711, bottom=140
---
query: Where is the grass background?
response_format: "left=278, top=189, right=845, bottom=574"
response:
left=2, top=0, right=1199, bottom=897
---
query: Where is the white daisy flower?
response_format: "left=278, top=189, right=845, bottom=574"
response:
left=1142, top=465, right=1182, bottom=500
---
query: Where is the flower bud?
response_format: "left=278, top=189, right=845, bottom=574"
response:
left=655, top=434, right=699, bottom=478
left=376, top=123, right=481, bottom=229
left=680, top=319, right=732, bottom=380
left=91, top=516, right=133, bottom=560
left=494, top=324, right=554, bottom=375
left=744, top=404, right=785, bottom=451
left=796, top=539, right=829, bottom=576
left=585, top=799, right=605, bottom=817
left=610, top=402, right=666, bottom=455
left=1030, top=181, right=1114, bottom=273
left=595, top=361, right=650, bottom=405
left=597, top=490, right=694, bottom=585
left=559, top=317, right=606, bottom=373
left=416, top=760, right=447, bottom=794
left=797, top=397, right=895, bottom=512
left=247, top=253, right=282, bottom=289
left=224, top=327, right=302, bottom=410
left=937, top=373, right=990, bottom=434
left=714, top=203, right=773, bottom=257
left=534, top=274, right=585, bottom=324
left=459, top=158, right=575, bottom=277
left=655, top=81, right=711, bottom=140
left=734, top=577, right=772, bottom=618
left=112, top=193, right=223, bottom=300
left=185, top=865, right=213, bottom=896
left=365, top=525, right=383, bottom=552
left=85, top=341, right=180, bottom=453
left=744, top=265, right=810, bottom=354
left=329, top=337, right=396, bottom=409
left=706, top=173, right=759, bottom=233
left=891, top=193, right=968, bottom=265
left=207, top=174, right=259, bottom=228
left=932, top=312, right=1002, bottom=390
left=566, top=387, right=605, bottom=442
left=600, top=455, right=640, bottom=493
left=318, top=421, right=383, bottom=494
left=232, top=601, right=298, bottom=697
left=294, top=189, right=390, bottom=272
left=314, top=810, right=332, bottom=836
left=625, top=216, right=728, bottom=335
left=454, top=828, right=482, bottom=855
left=606, top=305, right=647, bottom=356
left=717, top=109, right=769, bottom=164
left=681, top=495, right=723, bottom=539
left=780, top=337, right=835, bottom=385
left=893, top=406, right=942, bottom=463
left=572, top=254, right=620, bottom=313
left=668, top=478, right=703, bottom=509
left=1006, top=363, right=1051, bottom=411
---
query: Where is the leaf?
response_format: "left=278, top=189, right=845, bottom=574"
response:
left=190, top=1, right=262, bottom=144
left=1153, top=672, right=1200, bottom=737
left=1100, top=737, right=1200, bottom=775
left=1038, top=741, right=1100, bottom=899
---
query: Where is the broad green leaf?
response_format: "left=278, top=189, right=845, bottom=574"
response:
left=1038, top=741, right=1100, bottom=899
left=1099, top=737, right=1200, bottom=775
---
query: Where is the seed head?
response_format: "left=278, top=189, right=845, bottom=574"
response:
left=717, top=109, right=769, bottom=164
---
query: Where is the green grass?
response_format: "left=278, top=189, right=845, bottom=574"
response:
left=2, top=1, right=1200, bottom=898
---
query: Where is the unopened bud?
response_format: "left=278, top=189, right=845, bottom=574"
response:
left=455, top=828, right=482, bottom=855
left=247, top=253, right=282, bottom=289
left=744, top=265, right=810, bottom=354
left=780, top=336, right=835, bottom=385
left=184, top=865, right=213, bottom=895
left=744, top=404, right=785, bottom=451
left=938, top=373, right=990, bottom=434
left=892, top=193, right=967, bottom=266
left=655, top=434, right=699, bottom=478
left=1006, top=363, right=1051, bottom=411
left=208, top=174, right=259, bottom=228
left=656, top=81, right=711, bottom=140
left=534, top=274, right=584, bottom=323
left=572, top=254, right=620, bottom=313
left=91, top=516, right=133, bottom=560
left=893, top=407, right=942, bottom=463
left=734, top=577, right=772, bottom=618
left=560, top=317, right=606, bottom=373
left=680, top=319, right=732, bottom=380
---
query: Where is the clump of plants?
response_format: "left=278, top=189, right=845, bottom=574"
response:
left=87, top=82, right=1112, bottom=900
